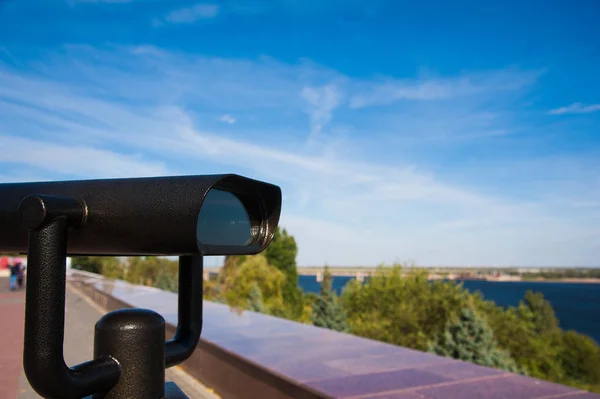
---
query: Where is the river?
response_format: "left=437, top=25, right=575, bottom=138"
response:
left=298, top=275, right=600, bottom=344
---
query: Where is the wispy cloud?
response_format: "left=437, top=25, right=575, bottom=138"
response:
left=0, top=136, right=170, bottom=178
left=0, top=45, right=597, bottom=266
left=301, top=84, right=342, bottom=143
left=548, top=102, right=600, bottom=115
left=0, top=46, right=20, bottom=66
left=218, top=114, right=236, bottom=124
left=349, top=69, right=541, bottom=109
left=159, top=3, right=219, bottom=25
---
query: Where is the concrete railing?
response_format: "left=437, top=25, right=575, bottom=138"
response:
left=66, top=270, right=599, bottom=399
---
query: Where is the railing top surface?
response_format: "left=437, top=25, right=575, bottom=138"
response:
left=68, top=270, right=599, bottom=399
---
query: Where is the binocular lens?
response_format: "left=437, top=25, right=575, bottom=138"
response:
left=196, top=189, right=256, bottom=246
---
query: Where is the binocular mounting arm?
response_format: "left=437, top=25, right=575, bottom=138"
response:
left=20, top=195, right=204, bottom=398
left=21, top=195, right=121, bottom=399
left=166, top=255, right=204, bottom=368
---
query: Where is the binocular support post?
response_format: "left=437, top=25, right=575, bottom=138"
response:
left=20, top=195, right=203, bottom=399
left=166, top=256, right=204, bottom=368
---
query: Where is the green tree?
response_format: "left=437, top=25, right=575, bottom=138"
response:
left=100, top=257, right=124, bottom=280
left=248, top=283, right=266, bottom=313
left=71, top=256, right=103, bottom=274
left=154, top=268, right=178, bottom=292
left=521, top=290, right=559, bottom=334
left=430, top=307, right=519, bottom=372
left=302, top=292, right=320, bottom=309
left=221, top=255, right=246, bottom=276
left=475, top=291, right=575, bottom=381
left=474, top=292, right=564, bottom=379
left=299, top=293, right=318, bottom=324
left=265, top=227, right=303, bottom=319
left=126, top=256, right=177, bottom=287
left=71, top=256, right=123, bottom=278
left=312, top=266, right=349, bottom=332
left=341, top=265, right=470, bottom=350
left=221, top=254, right=287, bottom=316
left=559, top=331, right=600, bottom=389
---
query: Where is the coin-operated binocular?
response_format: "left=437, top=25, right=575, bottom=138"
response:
left=0, top=174, right=281, bottom=399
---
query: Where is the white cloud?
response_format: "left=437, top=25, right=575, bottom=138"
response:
left=218, top=114, right=236, bottom=124
left=0, top=136, right=171, bottom=179
left=0, top=46, right=597, bottom=266
left=349, top=69, right=541, bottom=109
left=301, top=84, right=342, bottom=142
left=162, top=3, right=219, bottom=24
left=548, top=102, right=600, bottom=115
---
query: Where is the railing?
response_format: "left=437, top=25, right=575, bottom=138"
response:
left=67, top=270, right=600, bottom=399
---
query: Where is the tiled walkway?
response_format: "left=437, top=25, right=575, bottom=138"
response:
left=0, top=278, right=26, bottom=399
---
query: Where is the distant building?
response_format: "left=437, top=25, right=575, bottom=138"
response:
left=518, top=268, right=541, bottom=274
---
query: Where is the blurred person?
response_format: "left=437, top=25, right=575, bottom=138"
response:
left=8, top=260, right=18, bottom=291
left=16, top=260, right=25, bottom=289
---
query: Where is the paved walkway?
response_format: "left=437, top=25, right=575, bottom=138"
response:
left=0, top=277, right=219, bottom=398
left=0, top=278, right=26, bottom=399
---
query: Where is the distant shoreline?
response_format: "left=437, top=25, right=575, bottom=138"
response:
left=455, top=277, right=600, bottom=284
left=520, top=278, right=600, bottom=284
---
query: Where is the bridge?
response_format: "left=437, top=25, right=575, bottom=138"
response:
left=1, top=271, right=597, bottom=399
left=203, top=266, right=525, bottom=282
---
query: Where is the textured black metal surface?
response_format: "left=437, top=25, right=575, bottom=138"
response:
left=22, top=197, right=120, bottom=399
left=94, top=308, right=166, bottom=399
left=0, top=174, right=281, bottom=256
left=18, top=195, right=87, bottom=231
left=3, top=174, right=282, bottom=398
left=165, top=256, right=203, bottom=368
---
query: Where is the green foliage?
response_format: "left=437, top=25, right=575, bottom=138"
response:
left=100, top=257, right=124, bottom=280
left=522, top=290, right=559, bottom=334
left=299, top=293, right=317, bottom=324
left=430, top=307, right=518, bottom=372
left=248, top=283, right=266, bottom=313
left=71, top=256, right=103, bottom=274
left=340, top=266, right=600, bottom=393
left=72, top=255, right=179, bottom=294
left=220, top=254, right=287, bottom=316
left=341, top=265, right=470, bottom=350
left=125, top=256, right=177, bottom=287
left=71, top=256, right=124, bottom=278
left=474, top=290, right=600, bottom=392
left=303, top=292, right=320, bottom=308
left=221, top=255, right=247, bottom=280
left=477, top=294, right=564, bottom=380
left=154, top=268, right=178, bottom=292
left=312, top=266, right=349, bottom=332
left=559, top=331, right=600, bottom=390
left=265, top=227, right=303, bottom=319
left=203, top=279, right=220, bottom=300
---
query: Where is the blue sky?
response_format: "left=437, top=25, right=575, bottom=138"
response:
left=1, top=0, right=599, bottom=267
